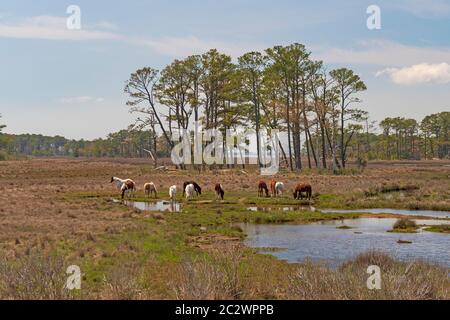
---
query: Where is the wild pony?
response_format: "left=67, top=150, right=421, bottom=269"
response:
left=169, top=185, right=177, bottom=201
left=275, top=182, right=285, bottom=197
left=183, top=181, right=202, bottom=196
left=293, top=183, right=312, bottom=200
left=258, top=181, right=269, bottom=197
left=215, top=184, right=224, bottom=200
left=144, top=182, right=157, bottom=198
left=269, top=179, right=277, bottom=197
left=185, top=184, right=195, bottom=201
left=111, top=177, right=136, bottom=199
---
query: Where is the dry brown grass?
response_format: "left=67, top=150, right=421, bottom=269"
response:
left=100, top=262, right=145, bottom=300
left=0, top=253, right=73, bottom=300
left=0, top=159, right=448, bottom=300
left=171, top=245, right=246, bottom=300
left=288, top=251, right=449, bottom=300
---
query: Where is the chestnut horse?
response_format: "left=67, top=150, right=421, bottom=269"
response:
left=258, top=181, right=269, bottom=197
left=269, top=179, right=277, bottom=197
left=293, top=183, right=312, bottom=200
left=215, top=184, right=225, bottom=200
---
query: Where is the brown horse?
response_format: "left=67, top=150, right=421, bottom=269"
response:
left=111, top=176, right=136, bottom=199
left=215, top=184, right=224, bottom=200
left=269, top=179, right=277, bottom=197
left=258, top=181, right=269, bottom=197
left=293, top=183, right=312, bottom=200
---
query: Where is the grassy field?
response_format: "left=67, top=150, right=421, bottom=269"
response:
left=0, top=158, right=448, bottom=299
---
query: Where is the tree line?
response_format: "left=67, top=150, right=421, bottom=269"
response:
left=123, top=44, right=448, bottom=168
left=0, top=128, right=171, bottom=161
left=123, top=43, right=373, bottom=171
left=0, top=112, right=448, bottom=162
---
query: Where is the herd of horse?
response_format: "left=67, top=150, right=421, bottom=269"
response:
left=111, top=176, right=312, bottom=201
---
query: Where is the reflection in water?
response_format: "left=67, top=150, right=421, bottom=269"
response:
left=123, top=200, right=181, bottom=212
left=240, top=218, right=450, bottom=268
left=320, top=208, right=450, bottom=218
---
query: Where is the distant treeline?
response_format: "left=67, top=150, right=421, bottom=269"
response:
left=336, top=112, right=449, bottom=162
left=0, top=112, right=448, bottom=162
left=0, top=129, right=171, bottom=159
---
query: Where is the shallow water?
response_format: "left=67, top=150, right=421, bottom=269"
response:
left=240, top=218, right=450, bottom=268
left=123, top=200, right=181, bottom=212
left=320, top=208, right=450, bottom=218
left=247, top=206, right=316, bottom=212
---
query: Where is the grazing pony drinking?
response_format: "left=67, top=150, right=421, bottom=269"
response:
left=275, top=182, right=285, bottom=197
left=183, top=181, right=202, bottom=196
left=169, top=185, right=177, bottom=201
left=144, top=182, right=157, bottom=198
left=215, top=184, right=224, bottom=200
left=111, top=177, right=136, bottom=199
left=185, top=184, right=195, bottom=201
left=293, top=183, right=312, bottom=200
left=258, top=181, right=269, bottom=197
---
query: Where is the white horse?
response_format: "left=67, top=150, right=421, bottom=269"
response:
left=144, top=182, right=157, bottom=198
left=111, top=177, right=136, bottom=199
left=275, top=182, right=285, bottom=197
left=169, top=185, right=177, bottom=201
left=185, top=184, right=195, bottom=201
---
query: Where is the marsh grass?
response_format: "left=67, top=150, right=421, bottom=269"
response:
left=172, top=245, right=246, bottom=300
left=288, top=251, right=449, bottom=300
left=0, top=253, right=74, bottom=300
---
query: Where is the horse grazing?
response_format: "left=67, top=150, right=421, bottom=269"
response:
left=144, top=182, right=157, bottom=198
left=258, top=181, right=269, bottom=197
left=215, top=184, right=224, bottom=200
left=111, top=176, right=136, bottom=199
left=169, top=185, right=177, bottom=201
left=293, top=183, right=312, bottom=200
left=269, top=179, right=277, bottom=197
left=275, top=182, right=285, bottom=197
left=183, top=181, right=202, bottom=196
left=185, top=184, right=195, bottom=201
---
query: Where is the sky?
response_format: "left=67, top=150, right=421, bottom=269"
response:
left=0, top=0, right=449, bottom=139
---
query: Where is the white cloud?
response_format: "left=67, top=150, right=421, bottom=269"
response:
left=133, top=35, right=266, bottom=58
left=0, top=15, right=262, bottom=58
left=376, top=63, right=450, bottom=85
left=60, top=96, right=105, bottom=104
left=315, top=40, right=450, bottom=67
left=0, top=15, right=119, bottom=41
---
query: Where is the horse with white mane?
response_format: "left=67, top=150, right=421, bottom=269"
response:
left=111, top=176, right=136, bottom=199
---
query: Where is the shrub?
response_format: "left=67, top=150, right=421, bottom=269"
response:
left=393, top=218, right=417, bottom=230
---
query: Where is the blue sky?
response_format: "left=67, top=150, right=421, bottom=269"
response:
left=0, top=0, right=449, bottom=139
